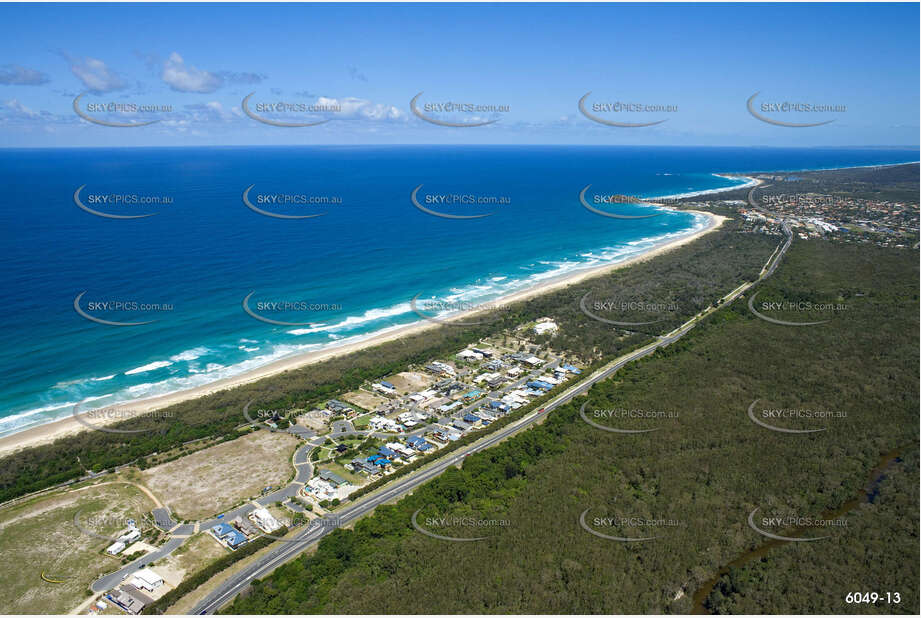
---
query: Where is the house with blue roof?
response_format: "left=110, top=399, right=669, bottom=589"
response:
left=407, top=436, right=433, bottom=451
left=560, top=364, right=581, bottom=374
left=489, top=400, right=511, bottom=413
left=463, top=412, right=481, bottom=423
left=378, top=446, right=399, bottom=459
left=209, top=522, right=248, bottom=549
left=462, top=389, right=483, bottom=402
left=349, top=458, right=379, bottom=475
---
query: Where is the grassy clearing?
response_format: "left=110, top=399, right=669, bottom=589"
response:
left=0, top=482, right=154, bottom=614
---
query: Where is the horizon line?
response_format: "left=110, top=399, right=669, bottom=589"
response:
left=1, top=144, right=918, bottom=150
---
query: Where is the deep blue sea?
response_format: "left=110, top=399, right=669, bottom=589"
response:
left=0, top=146, right=916, bottom=436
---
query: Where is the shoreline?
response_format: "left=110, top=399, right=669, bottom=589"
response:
left=0, top=208, right=729, bottom=457
left=3, top=159, right=913, bottom=449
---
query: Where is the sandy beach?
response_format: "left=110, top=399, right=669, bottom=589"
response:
left=0, top=206, right=733, bottom=457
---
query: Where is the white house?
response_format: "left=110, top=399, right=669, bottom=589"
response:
left=118, top=527, right=141, bottom=544
left=533, top=320, right=559, bottom=336
left=131, top=568, right=163, bottom=592
left=473, top=372, right=500, bottom=384
left=397, top=412, right=418, bottom=428
left=409, top=389, right=439, bottom=406
left=430, top=361, right=456, bottom=376
left=386, top=442, right=415, bottom=458
left=457, top=349, right=484, bottom=362
left=250, top=507, right=281, bottom=533
left=306, top=477, right=338, bottom=502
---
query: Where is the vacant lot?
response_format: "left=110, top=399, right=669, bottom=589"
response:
left=0, top=482, right=154, bottom=614
left=152, top=531, right=227, bottom=587
left=386, top=371, right=434, bottom=393
left=319, top=462, right=364, bottom=487
left=341, top=390, right=387, bottom=411
left=140, top=430, right=298, bottom=520
left=297, top=411, right=329, bottom=432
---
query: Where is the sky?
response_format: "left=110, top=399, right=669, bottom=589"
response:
left=0, top=2, right=918, bottom=147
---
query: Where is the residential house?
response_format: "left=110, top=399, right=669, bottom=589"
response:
left=250, top=507, right=281, bottom=533
left=130, top=568, right=163, bottom=592
left=533, top=319, right=559, bottom=336
left=326, top=399, right=354, bottom=416
left=372, top=382, right=397, bottom=397
left=319, top=470, right=350, bottom=487
left=108, top=585, right=152, bottom=615
left=456, top=349, right=483, bottom=362
left=368, top=415, right=402, bottom=433
left=407, top=436, right=433, bottom=452
left=210, top=523, right=248, bottom=549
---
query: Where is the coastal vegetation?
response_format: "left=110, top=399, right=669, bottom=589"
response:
left=224, top=239, right=919, bottom=614
left=0, top=220, right=775, bottom=505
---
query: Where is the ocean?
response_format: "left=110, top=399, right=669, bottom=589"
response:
left=0, top=145, right=916, bottom=436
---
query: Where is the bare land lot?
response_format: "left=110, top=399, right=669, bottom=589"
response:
left=297, top=411, right=329, bottom=432
left=154, top=531, right=228, bottom=585
left=140, top=430, right=299, bottom=520
left=340, top=390, right=387, bottom=411
left=386, top=370, right=434, bottom=393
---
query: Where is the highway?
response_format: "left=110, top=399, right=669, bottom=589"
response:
left=747, top=182, right=793, bottom=276
left=192, top=211, right=792, bottom=614
left=192, top=338, right=666, bottom=614
left=92, top=357, right=557, bottom=594
left=192, top=257, right=788, bottom=613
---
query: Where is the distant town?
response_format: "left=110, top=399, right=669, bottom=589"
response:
left=684, top=170, right=919, bottom=249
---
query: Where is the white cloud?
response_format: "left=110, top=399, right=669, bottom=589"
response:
left=317, top=96, right=405, bottom=122
left=69, top=56, right=126, bottom=93
left=161, top=52, right=222, bottom=93
left=0, top=65, right=50, bottom=86
left=3, top=98, right=40, bottom=118
left=182, top=101, right=235, bottom=122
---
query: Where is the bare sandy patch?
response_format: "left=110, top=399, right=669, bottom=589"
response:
left=387, top=371, right=435, bottom=393
left=341, top=390, right=387, bottom=411
left=139, top=430, right=298, bottom=521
